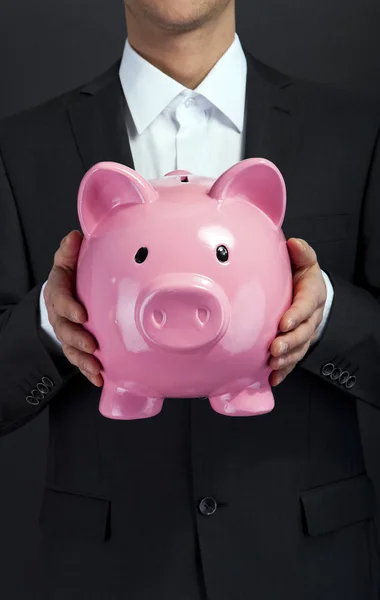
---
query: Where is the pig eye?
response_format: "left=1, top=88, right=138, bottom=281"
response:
left=216, top=245, right=229, bottom=263
left=135, top=247, right=148, bottom=263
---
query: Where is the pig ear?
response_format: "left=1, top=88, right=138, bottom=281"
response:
left=209, top=158, right=286, bottom=228
left=78, top=162, right=157, bottom=237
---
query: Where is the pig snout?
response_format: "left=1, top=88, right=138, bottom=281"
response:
left=136, top=275, right=230, bottom=351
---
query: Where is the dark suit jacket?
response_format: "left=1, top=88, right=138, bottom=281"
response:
left=0, top=51, right=380, bottom=600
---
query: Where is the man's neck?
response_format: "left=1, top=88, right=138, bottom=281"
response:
left=126, top=7, right=235, bottom=89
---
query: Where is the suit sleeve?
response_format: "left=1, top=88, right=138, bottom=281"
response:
left=0, top=149, right=77, bottom=437
left=300, top=124, right=380, bottom=409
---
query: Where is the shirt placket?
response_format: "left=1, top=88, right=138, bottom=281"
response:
left=175, top=95, right=209, bottom=176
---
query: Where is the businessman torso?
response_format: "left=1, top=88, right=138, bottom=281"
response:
left=0, top=51, right=379, bottom=599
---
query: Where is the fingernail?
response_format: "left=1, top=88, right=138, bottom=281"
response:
left=72, top=311, right=85, bottom=323
left=61, top=235, right=67, bottom=245
left=277, top=358, right=286, bottom=367
left=286, top=319, right=296, bottom=331
left=279, top=342, right=289, bottom=354
left=276, top=373, right=285, bottom=386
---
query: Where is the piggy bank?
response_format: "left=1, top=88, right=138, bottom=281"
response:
left=76, top=158, right=293, bottom=420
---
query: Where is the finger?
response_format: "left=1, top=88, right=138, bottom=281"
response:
left=54, top=230, right=83, bottom=273
left=270, top=364, right=296, bottom=387
left=45, top=231, right=85, bottom=322
left=62, top=343, right=102, bottom=376
left=271, top=310, right=322, bottom=356
left=270, top=340, right=310, bottom=371
left=279, top=278, right=321, bottom=332
left=79, top=369, right=104, bottom=388
left=54, top=317, right=97, bottom=353
left=287, top=238, right=317, bottom=272
left=45, top=275, right=87, bottom=324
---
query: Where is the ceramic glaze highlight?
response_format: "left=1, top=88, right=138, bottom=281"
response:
left=76, top=158, right=293, bottom=419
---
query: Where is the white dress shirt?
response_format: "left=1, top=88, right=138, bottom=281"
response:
left=40, top=34, right=333, bottom=347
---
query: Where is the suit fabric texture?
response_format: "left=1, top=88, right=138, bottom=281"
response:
left=0, top=51, right=380, bottom=599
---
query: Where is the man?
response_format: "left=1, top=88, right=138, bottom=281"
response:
left=0, top=0, right=379, bottom=598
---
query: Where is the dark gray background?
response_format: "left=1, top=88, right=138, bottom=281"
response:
left=0, top=0, right=379, bottom=598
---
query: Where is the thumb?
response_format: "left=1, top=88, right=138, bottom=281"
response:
left=54, top=230, right=83, bottom=272
left=287, top=237, right=317, bottom=271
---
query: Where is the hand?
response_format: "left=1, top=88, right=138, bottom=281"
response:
left=269, top=238, right=327, bottom=387
left=44, top=230, right=103, bottom=387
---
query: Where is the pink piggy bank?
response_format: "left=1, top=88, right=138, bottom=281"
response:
left=76, top=158, right=293, bottom=420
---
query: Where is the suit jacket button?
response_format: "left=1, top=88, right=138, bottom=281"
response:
left=42, top=377, right=54, bottom=389
left=338, top=371, right=350, bottom=385
left=330, top=367, right=342, bottom=381
left=199, top=497, right=217, bottom=516
left=346, top=376, right=356, bottom=389
left=26, top=395, right=40, bottom=406
left=321, top=363, right=334, bottom=376
left=37, top=382, right=49, bottom=395
left=32, top=388, right=44, bottom=401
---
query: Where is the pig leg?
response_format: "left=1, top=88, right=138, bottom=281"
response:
left=99, top=385, right=164, bottom=420
left=209, top=383, right=274, bottom=417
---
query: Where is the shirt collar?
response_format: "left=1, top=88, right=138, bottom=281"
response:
left=119, top=34, right=247, bottom=135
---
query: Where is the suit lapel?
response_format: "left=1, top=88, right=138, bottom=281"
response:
left=243, top=52, right=302, bottom=224
left=68, top=61, right=134, bottom=172
left=68, top=52, right=302, bottom=226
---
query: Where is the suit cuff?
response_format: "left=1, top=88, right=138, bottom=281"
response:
left=299, top=271, right=380, bottom=407
left=312, top=270, right=334, bottom=344
left=39, top=281, right=63, bottom=354
left=0, top=284, right=77, bottom=436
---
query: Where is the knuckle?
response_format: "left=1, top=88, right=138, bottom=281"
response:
left=286, top=365, right=295, bottom=377
left=62, top=345, right=77, bottom=365
left=310, top=245, right=317, bottom=260
left=301, top=342, right=311, bottom=359
left=53, top=247, right=63, bottom=266
left=78, top=335, right=92, bottom=352
left=77, top=337, right=87, bottom=352
left=308, top=319, right=317, bottom=338
left=80, top=357, right=90, bottom=372
left=52, top=319, right=64, bottom=341
left=62, top=303, right=76, bottom=321
left=68, top=330, right=84, bottom=350
left=43, top=283, right=51, bottom=304
left=56, top=319, right=73, bottom=344
left=315, top=312, right=323, bottom=330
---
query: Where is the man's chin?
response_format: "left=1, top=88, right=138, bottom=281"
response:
left=125, top=0, right=230, bottom=34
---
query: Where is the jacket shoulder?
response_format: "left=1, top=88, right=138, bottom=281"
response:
left=245, top=50, right=380, bottom=122
left=0, top=59, right=121, bottom=138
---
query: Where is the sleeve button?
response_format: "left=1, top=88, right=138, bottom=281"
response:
left=330, top=367, right=342, bottom=381
left=321, top=363, right=335, bottom=376
left=346, top=376, right=356, bottom=389
left=42, top=377, right=54, bottom=389
left=37, top=382, right=50, bottom=395
left=31, top=389, right=44, bottom=401
left=338, top=371, right=350, bottom=385
left=26, top=395, right=40, bottom=406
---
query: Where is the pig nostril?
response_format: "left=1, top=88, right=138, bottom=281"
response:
left=153, top=310, right=166, bottom=328
left=197, top=308, right=210, bottom=325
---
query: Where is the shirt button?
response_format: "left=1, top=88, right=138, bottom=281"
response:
left=199, top=497, right=218, bottom=516
left=185, top=97, right=195, bottom=108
